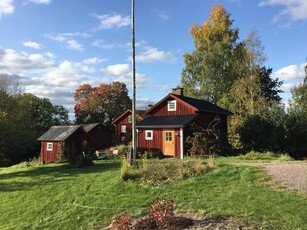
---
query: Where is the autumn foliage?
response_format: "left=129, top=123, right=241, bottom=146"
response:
left=74, top=82, right=131, bottom=126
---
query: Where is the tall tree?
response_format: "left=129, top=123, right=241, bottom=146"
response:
left=285, top=64, right=307, bottom=158
left=258, top=66, right=283, bottom=103
left=181, top=4, right=241, bottom=105
left=180, top=5, right=285, bottom=152
left=0, top=74, right=70, bottom=165
left=74, top=82, right=131, bottom=126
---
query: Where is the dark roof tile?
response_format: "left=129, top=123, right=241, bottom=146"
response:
left=38, top=125, right=82, bottom=141
left=136, top=114, right=197, bottom=128
left=172, top=94, right=231, bottom=115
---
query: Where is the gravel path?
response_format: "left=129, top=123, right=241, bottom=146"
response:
left=233, top=162, right=307, bottom=193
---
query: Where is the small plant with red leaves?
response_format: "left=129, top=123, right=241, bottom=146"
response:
left=148, top=195, right=175, bottom=227
left=110, top=212, right=133, bottom=230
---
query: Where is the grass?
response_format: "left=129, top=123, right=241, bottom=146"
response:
left=0, top=157, right=306, bottom=229
left=216, top=151, right=295, bottom=164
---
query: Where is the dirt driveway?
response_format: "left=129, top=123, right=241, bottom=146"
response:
left=233, top=162, right=307, bottom=193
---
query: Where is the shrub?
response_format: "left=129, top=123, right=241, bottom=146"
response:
left=120, top=155, right=130, bottom=180
left=140, top=150, right=164, bottom=159
left=186, top=122, right=228, bottom=157
left=110, top=212, right=133, bottom=230
left=121, top=158, right=212, bottom=186
left=70, top=155, right=93, bottom=167
left=57, top=153, right=66, bottom=162
left=12, top=157, right=42, bottom=168
left=238, top=151, right=294, bottom=162
left=148, top=195, right=175, bottom=227
left=175, top=159, right=208, bottom=179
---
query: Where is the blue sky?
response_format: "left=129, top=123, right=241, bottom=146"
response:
left=0, top=0, right=306, bottom=119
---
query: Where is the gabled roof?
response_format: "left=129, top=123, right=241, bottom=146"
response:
left=112, top=109, right=144, bottom=125
left=173, top=94, right=231, bottom=115
left=136, top=114, right=198, bottom=129
left=145, top=93, right=231, bottom=115
left=82, top=123, right=101, bottom=133
left=38, top=125, right=84, bottom=141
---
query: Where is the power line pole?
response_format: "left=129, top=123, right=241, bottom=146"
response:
left=131, top=0, right=137, bottom=165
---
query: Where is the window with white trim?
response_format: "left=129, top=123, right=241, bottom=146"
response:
left=47, top=142, right=53, bottom=151
left=168, top=100, right=176, bottom=111
left=145, top=130, right=153, bottom=140
left=121, top=125, right=126, bottom=133
left=128, top=115, right=132, bottom=123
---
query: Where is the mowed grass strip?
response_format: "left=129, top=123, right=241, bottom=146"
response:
left=0, top=158, right=306, bottom=229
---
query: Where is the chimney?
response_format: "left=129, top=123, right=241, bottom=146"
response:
left=172, top=87, right=184, bottom=96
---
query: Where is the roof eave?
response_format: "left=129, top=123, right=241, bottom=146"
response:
left=136, top=125, right=184, bottom=129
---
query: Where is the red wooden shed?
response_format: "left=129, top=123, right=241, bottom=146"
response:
left=38, top=125, right=89, bottom=163
left=82, top=123, right=112, bottom=150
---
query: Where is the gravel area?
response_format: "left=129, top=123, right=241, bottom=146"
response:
left=232, top=162, right=307, bottom=193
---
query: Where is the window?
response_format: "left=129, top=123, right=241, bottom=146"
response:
left=47, top=142, right=53, bottom=151
left=165, top=132, right=172, bottom=141
left=168, top=100, right=176, bottom=111
left=121, top=125, right=126, bottom=133
left=128, top=115, right=132, bottom=123
left=121, top=136, right=126, bottom=142
left=145, top=130, right=153, bottom=140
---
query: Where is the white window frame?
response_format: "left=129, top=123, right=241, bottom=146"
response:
left=168, top=100, right=176, bottom=111
left=47, top=142, right=53, bottom=151
left=145, top=130, right=153, bottom=140
left=121, top=125, right=127, bottom=133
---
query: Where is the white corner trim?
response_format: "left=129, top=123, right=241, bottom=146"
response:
left=180, top=128, right=184, bottom=159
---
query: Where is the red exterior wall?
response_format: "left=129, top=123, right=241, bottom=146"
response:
left=114, top=111, right=143, bottom=142
left=114, top=113, right=132, bottom=142
left=149, top=97, right=196, bottom=116
left=40, top=128, right=88, bottom=163
left=137, top=128, right=181, bottom=158
left=87, top=125, right=112, bottom=150
left=40, top=141, right=61, bottom=163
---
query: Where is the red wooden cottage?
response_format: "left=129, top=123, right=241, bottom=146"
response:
left=38, top=125, right=89, bottom=163
left=136, top=88, right=231, bottom=159
left=112, top=109, right=145, bottom=143
left=82, top=123, right=112, bottom=150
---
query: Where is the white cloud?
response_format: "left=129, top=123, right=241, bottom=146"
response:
left=259, top=0, right=307, bottom=24
left=158, top=12, right=170, bottom=21
left=92, top=40, right=115, bottom=49
left=0, top=0, right=14, bottom=19
left=0, top=48, right=54, bottom=73
left=136, top=47, right=176, bottom=63
left=92, top=13, right=131, bottom=30
left=101, top=64, right=130, bottom=76
left=273, top=62, right=306, bottom=93
left=273, top=63, right=306, bottom=81
left=100, top=63, right=149, bottom=88
left=27, top=0, right=52, bottom=4
left=22, top=41, right=43, bottom=49
left=136, top=98, right=156, bottom=110
left=82, top=57, right=105, bottom=65
left=66, top=40, right=83, bottom=51
left=133, top=41, right=176, bottom=63
left=45, top=33, right=84, bottom=51
left=45, top=52, right=55, bottom=58
left=14, top=60, right=101, bottom=116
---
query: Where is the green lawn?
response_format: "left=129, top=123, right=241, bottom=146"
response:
left=0, top=158, right=306, bottom=229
